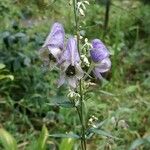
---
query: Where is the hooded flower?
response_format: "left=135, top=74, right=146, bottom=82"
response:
left=39, top=22, right=65, bottom=68
left=90, top=39, right=111, bottom=79
left=58, top=38, right=84, bottom=88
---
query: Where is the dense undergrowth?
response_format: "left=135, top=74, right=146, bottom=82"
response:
left=0, top=0, right=150, bottom=149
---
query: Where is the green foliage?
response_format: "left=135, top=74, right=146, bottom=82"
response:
left=0, top=128, right=18, bottom=150
left=27, top=125, right=48, bottom=150
left=88, top=128, right=117, bottom=139
left=0, top=63, right=14, bottom=81
left=129, top=136, right=150, bottom=150
left=59, top=138, right=74, bottom=150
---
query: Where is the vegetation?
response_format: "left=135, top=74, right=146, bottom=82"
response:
left=0, top=0, right=150, bottom=149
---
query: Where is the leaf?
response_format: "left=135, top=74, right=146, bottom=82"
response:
left=124, top=85, right=138, bottom=94
left=0, top=75, right=14, bottom=80
left=0, top=63, right=5, bottom=69
left=59, top=138, right=74, bottom=150
left=79, top=8, right=85, bottom=16
left=15, top=32, right=26, bottom=38
left=28, top=125, right=49, bottom=150
left=48, top=96, right=74, bottom=108
left=99, top=90, right=115, bottom=96
left=129, top=136, right=150, bottom=150
left=24, top=57, right=31, bottom=66
left=0, top=128, right=18, bottom=150
left=142, top=76, right=150, bottom=89
left=129, top=139, right=144, bottom=150
left=49, top=133, right=80, bottom=139
left=57, top=101, right=74, bottom=108
left=36, top=125, right=49, bottom=150
left=89, top=128, right=117, bottom=139
left=84, top=1, right=90, bottom=5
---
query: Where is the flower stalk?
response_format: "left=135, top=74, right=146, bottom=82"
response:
left=73, top=0, right=86, bottom=149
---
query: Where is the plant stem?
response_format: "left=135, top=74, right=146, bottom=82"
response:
left=79, top=80, right=86, bottom=150
left=73, top=0, right=86, bottom=149
left=103, top=0, right=111, bottom=37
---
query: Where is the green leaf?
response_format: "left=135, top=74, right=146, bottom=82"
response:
left=28, top=125, right=48, bottom=150
left=124, top=85, right=138, bottom=94
left=0, top=75, right=14, bottom=80
left=0, top=63, right=5, bottom=69
left=48, top=96, right=74, bottom=108
left=48, top=101, right=74, bottom=108
left=36, top=125, right=49, bottom=150
left=0, top=128, right=18, bottom=150
left=99, top=90, right=115, bottom=96
left=129, top=136, right=150, bottom=150
left=129, top=139, right=144, bottom=150
left=59, top=138, right=74, bottom=150
left=49, top=133, right=80, bottom=139
left=57, top=101, right=74, bottom=108
left=89, top=128, right=117, bottom=139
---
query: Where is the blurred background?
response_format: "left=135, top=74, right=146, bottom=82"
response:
left=0, top=0, right=150, bottom=149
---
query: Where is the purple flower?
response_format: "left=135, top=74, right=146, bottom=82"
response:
left=39, top=22, right=65, bottom=68
left=90, top=39, right=111, bottom=79
left=58, top=38, right=84, bottom=88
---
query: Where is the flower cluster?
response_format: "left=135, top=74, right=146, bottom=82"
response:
left=40, top=22, right=111, bottom=88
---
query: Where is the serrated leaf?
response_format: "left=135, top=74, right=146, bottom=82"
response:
left=49, top=133, right=80, bottom=139
left=0, top=128, right=18, bottom=150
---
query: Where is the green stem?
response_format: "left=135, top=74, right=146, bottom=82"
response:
left=72, top=99, right=84, bottom=150
left=79, top=80, right=86, bottom=150
left=72, top=0, right=86, bottom=149
left=103, top=0, right=111, bottom=37
left=75, top=105, right=85, bottom=150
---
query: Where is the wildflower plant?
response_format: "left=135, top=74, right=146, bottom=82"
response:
left=40, top=0, right=111, bottom=149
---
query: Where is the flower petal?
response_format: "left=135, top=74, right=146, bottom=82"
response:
left=90, top=48, right=109, bottom=63
left=48, top=46, right=62, bottom=59
left=62, top=38, right=80, bottom=65
left=90, top=39, right=110, bottom=62
left=67, top=77, right=77, bottom=89
left=93, top=68, right=103, bottom=79
left=60, top=61, right=70, bottom=72
left=92, top=39, right=109, bottom=54
left=95, top=57, right=111, bottom=73
left=75, top=64, right=84, bottom=79
left=58, top=74, right=65, bottom=87
left=42, top=22, right=65, bottom=50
